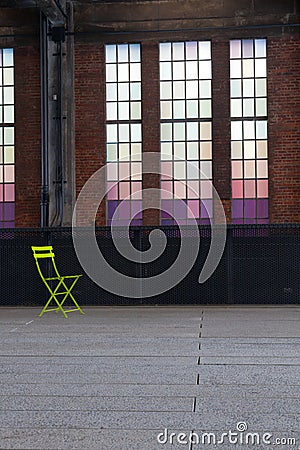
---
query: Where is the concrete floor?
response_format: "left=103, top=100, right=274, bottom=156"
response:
left=0, top=306, right=299, bottom=449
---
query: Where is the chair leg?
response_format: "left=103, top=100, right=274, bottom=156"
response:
left=59, top=278, right=85, bottom=315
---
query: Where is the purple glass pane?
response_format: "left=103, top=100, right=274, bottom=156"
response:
left=176, top=219, right=187, bottom=226
left=232, top=219, right=244, bottom=224
left=108, top=200, right=118, bottom=219
left=131, top=219, right=142, bottom=226
left=0, top=203, right=2, bottom=220
left=201, top=199, right=212, bottom=219
left=187, top=200, right=199, bottom=218
left=257, top=199, right=268, bottom=218
left=3, top=202, right=14, bottom=221
left=244, top=199, right=256, bottom=218
left=131, top=201, right=142, bottom=218
left=232, top=199, right=243, bottom=219
left=174, top=200, right=186, bottom=219
left=161, top=210, right=172, bottom=219
left=118, top=201, right=131, bottom=219
left=257, top=218, right=268, bottom=224
left=162, top=219, right=175, bottom=225
left=200, top=219, right=210, bottom=225
left=4, top=221, right=14, bottom=228
left=244, top=218, right=257, bottom=224
left=161, top=200, right=173, bottom=217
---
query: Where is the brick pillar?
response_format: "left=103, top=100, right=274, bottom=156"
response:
left=268, top=36, right=300, bottom=223
left=15, top=45, right=41, bottom=227
left=212, top=40, right=231, bottom=224
left=141, top=41, right=161, bottom=226
left=74, top=42, right=106, bottom=226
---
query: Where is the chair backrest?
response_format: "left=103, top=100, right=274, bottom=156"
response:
left=31, top=246, right=60, bottom=280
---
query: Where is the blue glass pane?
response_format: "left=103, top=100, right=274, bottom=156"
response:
left=3, top=49, right=13, bottom=67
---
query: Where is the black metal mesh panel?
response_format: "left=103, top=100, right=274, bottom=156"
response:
left=0, top=225, right=299, bottom=306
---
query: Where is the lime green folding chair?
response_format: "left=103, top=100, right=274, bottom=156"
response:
left=31, top=246, right=84, bottom=318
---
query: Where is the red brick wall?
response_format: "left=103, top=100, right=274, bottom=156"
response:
left=74, top=42, right=106, bottom=225
left=268, top=36, right=300, bottom=223
left=14, top=45, right=41, bottom=227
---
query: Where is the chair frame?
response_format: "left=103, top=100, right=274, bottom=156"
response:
left=31, top=246, right=84, bottom=318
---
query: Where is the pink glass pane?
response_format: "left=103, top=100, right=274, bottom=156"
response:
left=200, top=180, right=212, bottom=199
left=0, top=185, right=3, bottom=202
left=244, top=160, right=255, bottom=179
left=232, top=180, right=243, bottom=198
left=174, top=181, right=186, bottom=199
left=107, top=182, right=118, bottom=200
left=257, top=160, right=268, bottom=179
left=232, top=161, right=243, bottom=179
left=131, top=182, right=142, bottom=199
left=187, top=180, right=199, bottom=199
left=187, top=200, right=199, bottom=218
left=232, top=199, right=243, bottom=219
left=131, top=162, right=142, bottom=180
left=119, top=163, right=130, bottom=180
left=161, top=181, right=173, bottom=199
left=244, top=199, right=256, bottom=218
left=257, top=180, right=268, bottom=198
left=244, top=180, right=256, bottom=198
left=161, top=161, right=173, bottom=180
left=119, top=182, right=130, bottom=199
left=4, top=165, right=14, bottom=182
left=107, top=163, right=118, bottom=181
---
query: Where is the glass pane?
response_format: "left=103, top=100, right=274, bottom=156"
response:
left=187, top=180, right=199, bottom=198
left=231, top=99, right=242, bottom=117
left=160, top=62, right=172, bottom=80
left=107, top=124, right=117, bottom=142
left=160, top=43, right=171, bottom=61
left=118, top=44, right=128, bottom=63
left=257, top=160, right=268, bottom=178
left=173, top=81, right=185, bottom=98
left=200, top=142, right=212, bottom=160
left=187, top=200, right=199, bottom=218
left=257, top=199, right=268, bottom=218
left=107, top=163, right=118, bottom=181
left=130, top=102, right=141, bottom=120
left=199, top=60, right=211, bottom=79
left=200, top=122, right=211, bottom=140
left=244, top=180, right=256, bottom=198
left=198, top=41, right=211, bottom=59
left=231, top=121, right=243, bottom=140
left=243, top=99, right=254, bottom=117
left=160, top=82, right=172, bottom=99
left=244, top=199, right=256, bottom=218
left=4, top=165, right=14, bottom=182
left=243, top=121, right=255, bottom=139
left=4, top=127, right=14, bottom=145
left=257, top=180, right=268, bottom=198
left=256, top=98, right=267, bottom=116
left=119, top=143, right=130, bottom=160
left=231, top=141, right=242, bottom=159
left=106, top=64, right=117, bottom=82
left=174, top=142, right=185, bottom=160
left=131, top=143, right=142, bottom=161
left=232, top=180, right=243, bottom=198
left=232, top=161, right=243, bottom=179
left=3, top=49, right=13, bottom=67
left=173, top=62, right=185, bottom=80
left=105, top=45, right=116, bottom=63
left=118, top=83, right=129, bottom=101
left=174, top=181, right=186, bottom=199
left=131, top=124, right=141, bottom=142
left=107, top=103, right=117, bottom=120
left=119, top=124, right=129, bottom=142
left=130, top=63, right=141, bottom=82
left=244, top=140, right=255, bottom=159
left=4, top=106, right=14, bottom=123
left=255, top=79, right=266, bottom=97
left=243, top=59, right=254, bottom=77
left=107, top=182, right=118, bottom=200
left=173, top=42, right=184, bottom=60
left=243, top=79, right=254, bottom=97
left=161, top=123, right=172, bottom=141
left=3, top=68, right=13, bottom=85
left=255, top=39, right=266, bottom=58
left=3, top=87, right=13, bottom=104
left=186, top=41, right=198, bottom=60
left=0, top=166, right=3, bottom=182
left=255, top=59, right=267, bottom=77
left=200, top=161, right=212, bottom=179
left=199, top=80, right=211, bottom=98
left=230, top=60, right=241, bottom=78
left=161, top=142, right=172, bottom=160
left=174, top=161, right=186, bottom=179
left=131, top=185, right=142, bottom=201
left=106, top=83, right=117, bottom=101
left=174, top=123, right=185, bottom=141
left=173, top=100, right=185, bottom=119
left=187, top=122, right=199, bottom=141
left=187, top=142, right=198, bottom=160
left=119, top=183, right=130, bottom=199
left=161, top=181, right=172, bottom=199
left=230, top=40, right=241, bottom=59
left=118, top=64, right=128, bottom=82
left=107, top=144, right=117, bottom=162
left=161, top=161, right=173, bottom=180
left=242, top=40, right=253, bottom=58
left=4, top=184, right=14, bottom=202
left=256, top=140, right=268, bottom=158
left=118, top=102, right=129, bottom=120
left=200, top=180, right=212, bottom=198
left=161, top=101, right=172, bottom=119
left=130, top=82, right=141, bottom=100
left=231, top=79, right=241, bottom=98
left=187, top=161, right=199, bottom=179
left=244, top=160, right=255, bottom=178
left=200, top=100, right=211, bottom=118
left=186, top=80, right=198, bottom=99
left=186, top=61, right=198, bottom=79
left=129, top=44, right=140, bottom=62
left=256, top=120, right=267, bottom=139
left=186, top=100, right=198, bottom=118
left=131, top=162, right=142, bottom=180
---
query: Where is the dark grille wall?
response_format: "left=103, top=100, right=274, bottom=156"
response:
left=0, top=225, right=299, bottom=306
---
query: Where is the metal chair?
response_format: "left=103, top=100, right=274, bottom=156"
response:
left=31, top=245, right=84, bottom=318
